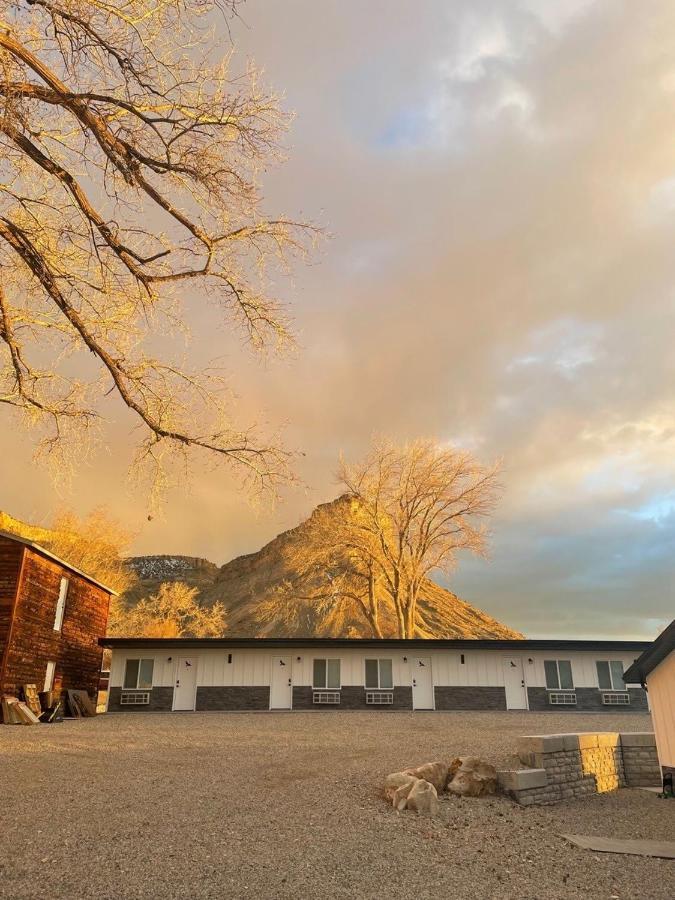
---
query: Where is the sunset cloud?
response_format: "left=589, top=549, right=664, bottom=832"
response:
left=3, top=0, right=674, bottom=639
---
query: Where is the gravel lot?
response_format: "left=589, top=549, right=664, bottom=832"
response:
left=2, top=710, right=673, bottom=900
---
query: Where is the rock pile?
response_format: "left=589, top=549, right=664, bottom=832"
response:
left=384, top=756, right=498, bottom=816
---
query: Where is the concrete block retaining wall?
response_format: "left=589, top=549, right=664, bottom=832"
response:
left=498, top=732, right=660, bottom=806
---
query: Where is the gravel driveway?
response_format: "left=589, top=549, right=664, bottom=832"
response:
left=1, top=710, right=672, bottom=899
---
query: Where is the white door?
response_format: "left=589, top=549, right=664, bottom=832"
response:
left=412, top=657, right=434, bottom=709
left=269, top=656, right=293, bottom=709
left=173, top=657, right=198, bottom=711
left=503, top=657, right=528, bottom=710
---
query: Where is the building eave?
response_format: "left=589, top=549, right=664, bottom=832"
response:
left=99, top=636, right=651, bottom=651
left=0, top=529, right=119, bottom=595
left=623, top=619, right=675, bottom=685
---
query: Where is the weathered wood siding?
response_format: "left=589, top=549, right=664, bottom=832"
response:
left=1, top=545, right=111, bottom=701
left=0, top=537, right=24, bottom=678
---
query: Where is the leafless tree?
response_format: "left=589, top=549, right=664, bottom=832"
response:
left=108, top=580, right=226, bottom=637
left=0, top=1, right=316, bottom=493
left=285, top=439, right=500, bottom=638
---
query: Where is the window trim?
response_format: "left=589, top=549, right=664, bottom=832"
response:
left=596, top=659, right=625, bottom=691
left=53, top=576, right=69, bottom=632
left=544, top=659, right=574, bottom=691
left=312, top=658, right=341, bottom=690
left=364, top=658, right=394, bottom=690
left=123, top=657, right=155, bottom=690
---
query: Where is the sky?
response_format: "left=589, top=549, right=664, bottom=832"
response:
left=3, top=0, right=675, bottom=640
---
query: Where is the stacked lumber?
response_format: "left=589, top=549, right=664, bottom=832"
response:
left=1, top=683, right=65, bottom=724
left=1, top=696, right=40, bottom=725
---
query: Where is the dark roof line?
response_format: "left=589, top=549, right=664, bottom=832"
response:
left=99, top=636, right=651, bottom=651
left=623, top=619, right=675, bottom=685
left=0, top=529, right=118, bottom=595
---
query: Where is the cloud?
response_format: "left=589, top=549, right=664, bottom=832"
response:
left=3, top=0, right=675, bottom=640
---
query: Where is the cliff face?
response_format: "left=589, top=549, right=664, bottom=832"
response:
left=129, top=504, right=522, bottom=639
left=2, top=506, right=521, bottom=639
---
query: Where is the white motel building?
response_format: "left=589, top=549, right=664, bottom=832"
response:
left=100, top=637, right=649, bottom=713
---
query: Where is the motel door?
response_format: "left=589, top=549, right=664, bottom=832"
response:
left=269, top=656, right=293, bottom=709
left=173, top=657, right=198, bottom=711
left=412, top=657, right=434, bottom=709
left=503, top=657, right=528, bottom=710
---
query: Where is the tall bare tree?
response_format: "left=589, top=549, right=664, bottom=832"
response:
left=0, top=1, right=315, bottom=491
left=284, top=440, right=500, bottom=638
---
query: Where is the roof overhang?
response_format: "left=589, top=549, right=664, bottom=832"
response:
left=99, top=636, right=651, bottom=651
left=0, top=529, right=119, bottom=595
left=624, top=619, right=675, bottom=685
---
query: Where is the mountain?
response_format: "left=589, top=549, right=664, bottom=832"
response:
left=2, top=505, right=521, bottom=639
left=128, top=503, right=522, bottom=639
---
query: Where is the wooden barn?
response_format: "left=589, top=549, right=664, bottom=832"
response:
left=0, top=530, right=116, bottom=710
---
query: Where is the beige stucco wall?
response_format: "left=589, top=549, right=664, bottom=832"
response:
left=646, top=650, right=675, bottom=770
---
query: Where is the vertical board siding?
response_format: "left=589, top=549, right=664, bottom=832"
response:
left=0, top=538, right=24, bottom=678
left=647, top=653, right=675, bottom=769
left=106, top=645, right=650, bottom=713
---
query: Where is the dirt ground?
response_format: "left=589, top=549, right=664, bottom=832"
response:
left=2, top=710, right=673, bottom=900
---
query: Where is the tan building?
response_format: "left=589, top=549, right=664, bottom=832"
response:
left=624, top=620, right=675, bottom=785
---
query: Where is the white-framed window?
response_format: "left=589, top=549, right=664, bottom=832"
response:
left=123, top=658, right=154, bottom=690
left=43, top=660, right=56, bottom=692
left=544, top=659, right=574, bottom=690
left=596, top=660, right=625, bottom=691
left=313, top=658, right=341, bottom=689
left=53, top=577, right=69, bottom=631
left=365, top=658, right=393, bottom=689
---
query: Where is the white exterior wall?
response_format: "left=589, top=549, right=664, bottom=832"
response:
left=646, top=651, right=675, bottom=768
left=109, top=647, right=645, bottom=690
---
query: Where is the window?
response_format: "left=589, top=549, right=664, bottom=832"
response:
left=544, top=659, right=573, bottom=690
left=53, top=577, right=69, bottom=631
left=313, top=658, right=341, bottom=689
left=43, top=661, right=56, bottom=692
left=596, top=660, right=625, bottom=691
left=365, top=659, right=393, bottom=690
left=123, top=658, right=154, bottom=689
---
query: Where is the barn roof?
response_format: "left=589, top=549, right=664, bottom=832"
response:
left=624, top=619, right=675, bottom=685
left=0, top=529, right=119, bottom=595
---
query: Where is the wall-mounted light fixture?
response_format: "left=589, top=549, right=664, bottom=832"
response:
left=297, top=656, right=302, bottom=662
left=402, top=656, right=407, bottom=663
left=528, top=658, right=533, bottom=664
left=227, top=653, right=233, bottom=664
left=460, top=654, right=465, bottom=665
left=167, top=657, right=172, bottom=663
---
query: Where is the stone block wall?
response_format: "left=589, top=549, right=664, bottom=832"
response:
left=292, top=686, right=412, bottom=709
left=434, top=686, right=506, bottom=710
left=526, top=687, right=649, bottom=712
left=498, top=732, right=660, bottom=806
left=621, top=732, right=662, bottom=786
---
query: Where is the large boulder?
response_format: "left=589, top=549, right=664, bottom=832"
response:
left=403, top=761, right=449, bottom=793
left=384, top=772, right=419, bottom=808
left=404, top=778, right=439, bottom=816
left=446, top=756, right=497, bottom=797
